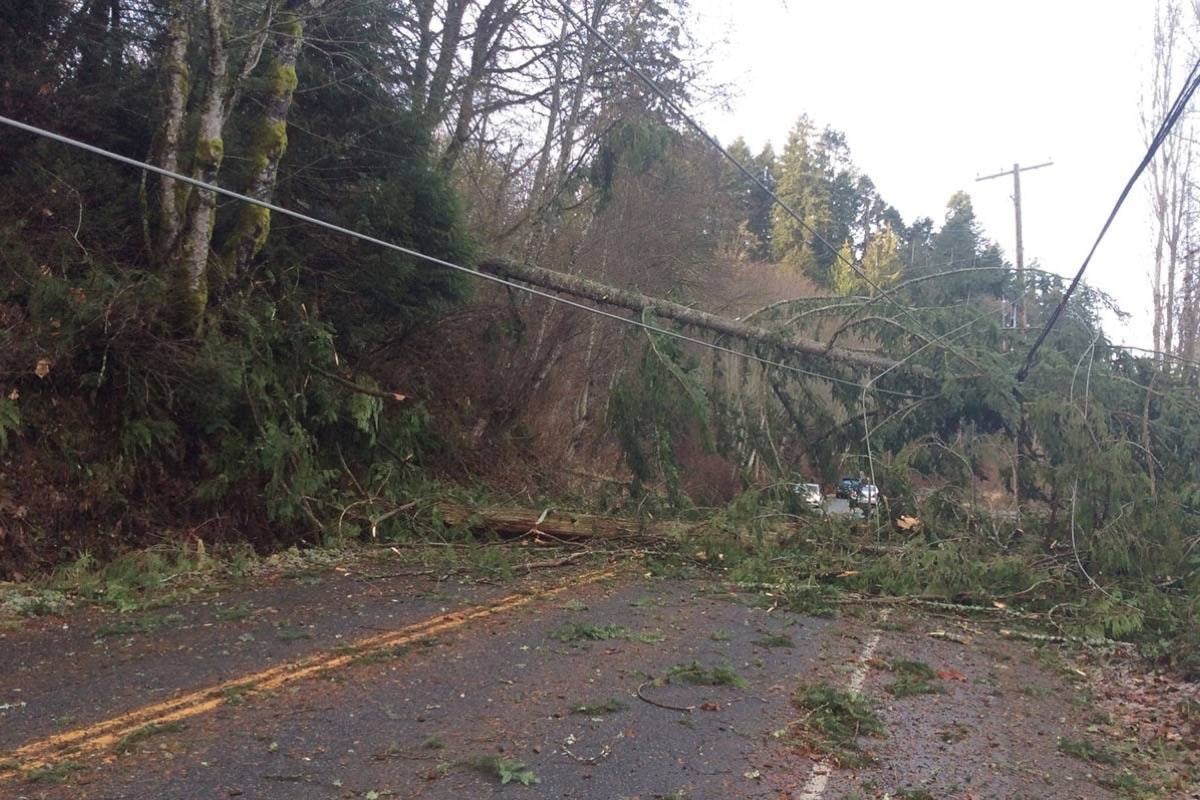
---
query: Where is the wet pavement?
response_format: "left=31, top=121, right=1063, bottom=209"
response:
left=0, top=565, right=1124, bottom=799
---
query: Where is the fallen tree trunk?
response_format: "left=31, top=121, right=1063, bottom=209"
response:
left=437, top=502, right=666, bottom=543
left=477, top=257, right=934, bottom=379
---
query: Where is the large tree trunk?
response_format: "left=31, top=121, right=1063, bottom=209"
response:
left=440, top=0, right=522, bottom=172
left=151, top=0, right=191, bottom=260
left=220, top=0, right=322, bottom=277
left=169, top=0, right=230, bottom=330
left=437, top=502, right=667, bottom=542
left=550, top=0, right=605, bottom=189
left=477, top=257, right=934, bottom=377
left=423, top=0, right=467, bottom=125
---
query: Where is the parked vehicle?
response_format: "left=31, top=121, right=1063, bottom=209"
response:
left=851, top=483, right=880, bottom=509
left=836, top=477, right=861, bottom=499
left=789, top=482, right=824, bottom=510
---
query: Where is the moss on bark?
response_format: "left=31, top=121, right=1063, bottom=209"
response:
left=195, top=137, right=224, bottom=169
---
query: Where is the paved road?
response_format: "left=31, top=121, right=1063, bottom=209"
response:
left=0, top=563, right=1120, bottom=799
left=824, top=496, right=853, bottom=516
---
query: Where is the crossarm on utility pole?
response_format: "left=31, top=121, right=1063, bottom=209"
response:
left=976, top=160, right=1053, bottom=330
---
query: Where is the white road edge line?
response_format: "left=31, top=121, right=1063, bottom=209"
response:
left=794, top=609, right=891, bottom=800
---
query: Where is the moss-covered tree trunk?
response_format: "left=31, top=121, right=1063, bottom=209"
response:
left=220, top=0, right=322, bottom=277
left=477, top=257, right=934, bottom=377
left=152, top=0, right=191, bottom=260
left=169, top=0, right=229, bottom=330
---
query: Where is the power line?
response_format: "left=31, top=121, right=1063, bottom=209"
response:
left=0, top=113, right=927, bottom=399
left=554, top=0, right=982, bottom=374
left=859, top=313, right=987, bottom=497
left=1016, top=55, right=1200, bottom=382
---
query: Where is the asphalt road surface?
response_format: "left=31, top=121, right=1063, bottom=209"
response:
left=0, top=563, right=1126, bottom=799
left=824, top=497, right=852, bottom=516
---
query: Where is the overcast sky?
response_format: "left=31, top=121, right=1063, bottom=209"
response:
left=691, top=0, right=1156, bottom=348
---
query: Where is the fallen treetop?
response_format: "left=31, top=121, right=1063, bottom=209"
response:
left=478, top=257, right=935, bottom=379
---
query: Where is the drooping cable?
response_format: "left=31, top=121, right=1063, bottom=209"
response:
left=0, top=113, right=928, bottom=398
left=1016, top=57, right=1200, bottom=382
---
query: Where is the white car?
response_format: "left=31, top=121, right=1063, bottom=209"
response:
left=792, top=482, right=823, bottom=509
left=852, top=483, right=880, bottom=508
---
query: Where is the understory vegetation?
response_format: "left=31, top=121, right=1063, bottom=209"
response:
left=0, top=1, right=1198, bottom=681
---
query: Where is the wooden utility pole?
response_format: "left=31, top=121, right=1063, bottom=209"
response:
left=976, top=161, right=1053, bottom=330
left=976, top=160, right=1051, bottom=525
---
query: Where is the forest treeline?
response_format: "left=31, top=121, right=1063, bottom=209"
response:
left=0, top=1, right=1198, bottom=659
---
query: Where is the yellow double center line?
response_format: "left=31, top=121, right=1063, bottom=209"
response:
left=1, top=566, right=618, bottom=779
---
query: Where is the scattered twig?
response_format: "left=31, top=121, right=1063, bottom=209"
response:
left=928, top=629, right=971, bottom=645
left=310, top=364, right=408, bottom=402
left=358, top=567, right=438, bottom=580
left=561, top=740, right=615, bottom=765
left=520, top=552, right=590, bottom=571
left=636, top=681, right=694, bottom=713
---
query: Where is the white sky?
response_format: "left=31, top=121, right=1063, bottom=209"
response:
left=692, top=0, right=1157, bottom=347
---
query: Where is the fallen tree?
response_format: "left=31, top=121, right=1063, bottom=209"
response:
left=437, top=502, right=668, bottom=544
left=477, top=258, right=935, bottom=378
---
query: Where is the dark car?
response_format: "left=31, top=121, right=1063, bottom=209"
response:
left=836, top=477, right=861, bottom=499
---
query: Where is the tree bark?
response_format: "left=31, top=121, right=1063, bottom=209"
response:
left=152, top=0, right=191, bottom=260
left=220, top=0, right=321, bottom=277
left=170, top=0, right=230, bottom=329
left=423, top=0, right=467, bottom=125
left=437, top=502, right=666, bottom=542
left=477, top=257, right=934, bottom=377
left=440, top=0, right=522, bottom=171
left=411, top=0, right=435, bottom=111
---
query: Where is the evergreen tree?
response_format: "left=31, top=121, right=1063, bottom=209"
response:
left=909, top=191, right=1006, bottom=305
left=862, top=225, right=903, bottom=293
left=717, top=138, right=777, bottom=260
left=831, top=241, right=860, bottom=296
left=771, top=116, right=833, bottom=280
left=746, top=143, right=778, bottom=260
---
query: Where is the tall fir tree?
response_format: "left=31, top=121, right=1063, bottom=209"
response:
left=771, top=116, right=833, bottom=280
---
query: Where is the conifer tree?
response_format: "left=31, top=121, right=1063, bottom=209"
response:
left=771, top=116, right=833, bottom=281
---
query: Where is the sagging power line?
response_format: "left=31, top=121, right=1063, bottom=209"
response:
left=0, top=114, right=930, bottom=398
left=1017, top=56, right=1200, bottom=382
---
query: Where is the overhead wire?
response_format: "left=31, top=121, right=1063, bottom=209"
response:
left=553, top=0, right=984, bottom=375
left=1016, top=55, right=1200, bottom=382
left=859, top=313, right=987, bottom=501
left=0, top=113, right=928, bottom=399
